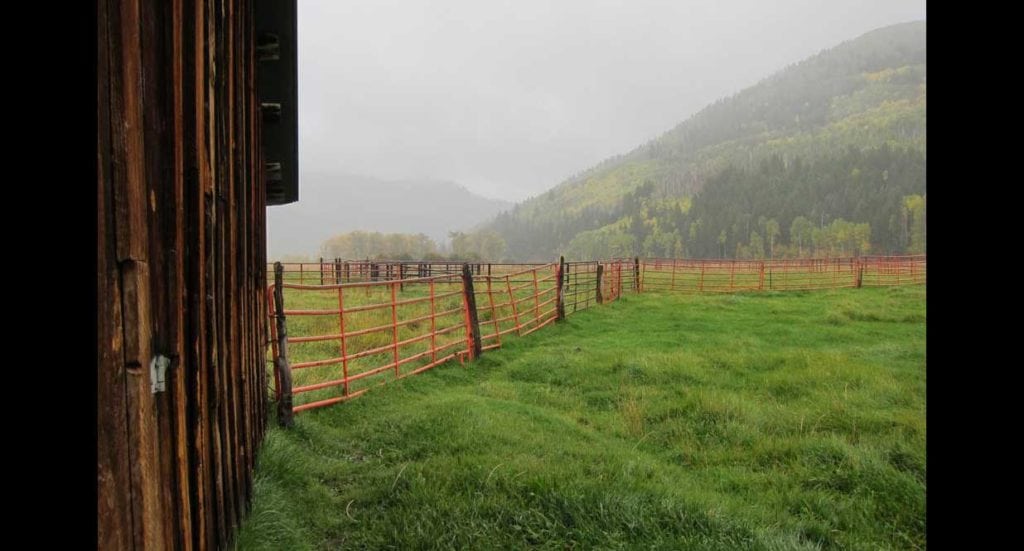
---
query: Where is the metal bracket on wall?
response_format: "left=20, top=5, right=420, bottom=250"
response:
left=261, top=102, right=282, bottom=123
left=256, top=32, right=280, bottom=61
left=150, top=355, right=170, bottom=394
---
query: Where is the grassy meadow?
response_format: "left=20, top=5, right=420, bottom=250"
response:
left=241, top=285, right=925, bottom=550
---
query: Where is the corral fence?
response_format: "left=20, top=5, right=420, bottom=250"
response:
left=267, top=254, right=924, bottom=421
left=266, top=258, right=639, bottom=421
left=639, top=254, right=926, bottom=292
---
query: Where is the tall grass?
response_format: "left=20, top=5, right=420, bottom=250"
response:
left=241, top=285, right=925, bottom=550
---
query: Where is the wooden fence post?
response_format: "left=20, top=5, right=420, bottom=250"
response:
left=856, top=259, right=864, bottom=288
left=596, top=263, right=604, bottom=304
left=556, top=256, right=566, bottom=321
left=273, top=262, right=294, bottom=427
left=461, top=264, right=482, bottom=360
left=319, top=257, right=324, bottom=285
left=618, top=261, right=623, bottom=297
left=634, top=257, right=640, bottom=292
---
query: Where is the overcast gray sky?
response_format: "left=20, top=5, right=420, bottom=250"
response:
left=298, top=0, right=925, bottom=202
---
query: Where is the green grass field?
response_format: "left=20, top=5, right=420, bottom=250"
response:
left=240, top=286, right=925, bottom=550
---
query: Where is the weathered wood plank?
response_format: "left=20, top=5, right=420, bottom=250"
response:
left=97, top=3, right=134, bottom=546
left=110, top=0, right=148, bottom=368
left=205, top=189, right=229, bottom=549
left=168, top=0, right=195, bottom=548
left=122, top=260, right=168, bottom=551
left=226, top=0, right=248, bottom=521
left=211, top=0, right=239, bottom=535
left=110, top=0, right=168, bottom=547
left=185, top=1, right=216, bottom=547
left=110, top=0, right=149, bottom=264
left=140, top=0, right=182, bottom=545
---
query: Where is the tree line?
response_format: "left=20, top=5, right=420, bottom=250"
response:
left=316, top=229, right=514, bottom=262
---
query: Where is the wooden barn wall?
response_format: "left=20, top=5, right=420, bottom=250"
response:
left=98, top=0, right=268, bottom=549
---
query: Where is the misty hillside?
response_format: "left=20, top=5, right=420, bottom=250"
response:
left=268, top=174, right=511, bottom=258
left=483, top=21, right=926, bottom=260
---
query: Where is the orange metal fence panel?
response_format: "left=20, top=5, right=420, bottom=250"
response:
left=267, top=262, right=572, bottom=413
left=470, top=263, right=559, bottom=342
left=267, top=274, right=472, bottom=413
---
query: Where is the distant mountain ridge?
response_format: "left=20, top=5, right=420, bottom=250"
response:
left=268, top=173, right=512, bottom=258
left=483, top=21, right=926, bottom=260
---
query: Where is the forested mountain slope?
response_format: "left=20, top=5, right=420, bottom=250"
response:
left=482, top=21, right=926, bottom=260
